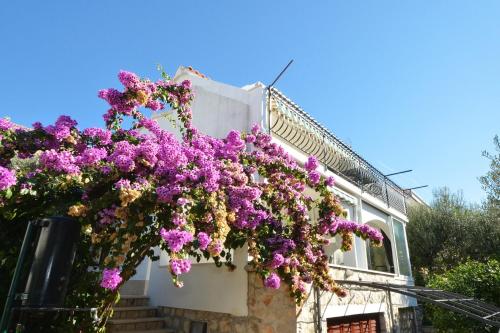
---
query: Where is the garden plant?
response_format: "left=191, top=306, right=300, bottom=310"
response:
left=0, top=70, right=383, bottom=331
left=427, top=259, right=500, bottom=332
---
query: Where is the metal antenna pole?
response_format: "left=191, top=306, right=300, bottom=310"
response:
left=404, top=185, right=429, bottom=191
left=384, top=169, right=413, bottom=177
left=266, top=59, right=294, bottom=135
left=267, top=59, right=294, bottom=89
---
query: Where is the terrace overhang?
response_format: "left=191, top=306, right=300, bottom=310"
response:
left=269, top=87, right=408, bottom=214
left=337, top=280, right=500, bottom=328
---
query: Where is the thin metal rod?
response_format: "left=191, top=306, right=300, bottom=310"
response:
left=484, top=311, right=500, bottom=319
left=386, top=285, right=395, bottom=333
left=267, top=59, right=294, bottom=89
left=314, top=287, right=322, bottom=333
left=404, top=185, right=429, bottom=191
left=384, top=169, right=412, bottom=177
left=0, top=221, right=36, bottom=332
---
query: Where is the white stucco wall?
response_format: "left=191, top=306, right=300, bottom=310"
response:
left=362, top=202, right=390, bottom=225
left=148, top=247, right=249, bottom=316
left=130, top=257, right=151, bottom=280
left=171, top=66, right=265, bottom=136
left=145, top=67, right=266, bottom=316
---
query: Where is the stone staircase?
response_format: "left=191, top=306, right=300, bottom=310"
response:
left=107, top=295, right=175, bottom=333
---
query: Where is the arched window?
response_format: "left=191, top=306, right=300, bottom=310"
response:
left=365, top=222, right=395, bottom=273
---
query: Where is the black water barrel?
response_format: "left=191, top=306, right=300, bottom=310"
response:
left=24, top=216, right=80, bottom=307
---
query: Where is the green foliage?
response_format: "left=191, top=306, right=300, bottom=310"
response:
left=407, top=188, right=500, bottom=284
left=426, top=259, right=500, bottom=332
left=480, top=135, right=500, bottom=214
left=408, top=136, right=500, bottom=329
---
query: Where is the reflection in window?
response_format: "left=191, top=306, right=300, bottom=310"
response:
left=324, top=234, right=357, bottom=267
left=325, top=235, right=344, bottom=265
left=393, top=219, right=411, bottom=276
left=366, top=229, right=395, bottom=273
left=310, top=207, right=356, bottom=267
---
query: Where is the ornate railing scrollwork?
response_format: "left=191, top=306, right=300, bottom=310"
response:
left=269, top=88, right=408, bottom=214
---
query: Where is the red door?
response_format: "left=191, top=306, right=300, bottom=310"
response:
left=327, top=313, right=381, bottom=333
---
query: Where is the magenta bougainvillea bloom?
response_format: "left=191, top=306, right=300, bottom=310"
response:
left=82, top=127, right=112, bottom=144
left=308, top=170, right=321, bottom=185
left=40, top=149, right=80, bottom=175
left=270, top=253, right=285, bottom=269
left=169, top=258, right=191, bottom=275
left=304, top=155, right=319, bottom=171
left=0, top=118, right=15, bottom=131
left=264, top=272, right=281, bottom=289
left=325, top=176, right=335, bottom=187
left=100, top=268, right=123, bottom=290
left=160, top=228, right=194, bottom=253
left=78, top=147, right=108, bottom=166
left=197, top=232, right=211, bottom=251
left=0, top=166, right=16, bottom=191
left=98, top=206, right=116, bottom=225
left=43, top=115, right=77, bottom=141
left=0, top=69, right=384, bottom=319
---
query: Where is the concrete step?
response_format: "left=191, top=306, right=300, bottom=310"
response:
left=117, top=295, right=150, bottom=307
left=132, top=328, right=176, bottom=333
left=112, top=306, right=158, bottom=319
left=107, top=317, right=165, bottom=332
left=114, top=328, right=176, bottom=333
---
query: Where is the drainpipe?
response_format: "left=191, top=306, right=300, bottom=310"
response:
left=314, top=287, right=322, bottom=333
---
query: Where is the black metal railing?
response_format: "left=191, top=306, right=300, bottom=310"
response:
left=269, top=87, right=407, bottom=214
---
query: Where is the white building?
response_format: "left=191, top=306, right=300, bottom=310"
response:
left=121, top=66, right=422, bottom=333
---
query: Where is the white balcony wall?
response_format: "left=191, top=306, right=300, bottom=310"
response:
left=148, top=247, right=249, bottom=316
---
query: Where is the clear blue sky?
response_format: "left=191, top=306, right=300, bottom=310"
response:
left=1, top=1, right=499, bottom=204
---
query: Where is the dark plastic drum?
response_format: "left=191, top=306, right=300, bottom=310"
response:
left=24, top=216, right=80, bottom=307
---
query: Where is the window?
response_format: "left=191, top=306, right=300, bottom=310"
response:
left=313, top=207, right=356, bottom=267
left=327, top=313, right=381, bottom=333
left=366, top=229, right=395, bottom=273
left=393, top=219, right=411, bottom=276
left=325, top=235, right=346, bottom=265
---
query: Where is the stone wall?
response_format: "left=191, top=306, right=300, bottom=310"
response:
left=158, top=306, right=252, bottom=333
left=158, top=267, right=418, bottom=333
left=158, top=271, right=296, bottom=333
left=246, top=271, right=297, bottom=333
left=296, top=266, right=418, bottom=333
left=298, top=285, right=390, bottom=333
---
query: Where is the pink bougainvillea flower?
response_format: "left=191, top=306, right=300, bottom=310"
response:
left=0, top=166, right=16, bottom=190
left=169, top=258, right=191, bottom=276
left=264, top=272, right=281, bottom=289
left=160, top=228, right=194, bottom=253
left=100, top=268, right=123, bottom=290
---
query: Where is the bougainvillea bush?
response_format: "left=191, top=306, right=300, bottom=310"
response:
left=0, top=70, right=383, bottom=331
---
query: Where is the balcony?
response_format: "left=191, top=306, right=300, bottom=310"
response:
left=269, top=87, right=408, bottom=214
